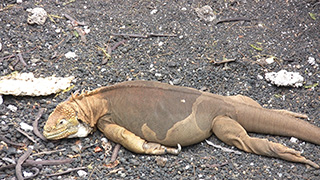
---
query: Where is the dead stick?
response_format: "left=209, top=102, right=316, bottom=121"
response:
left=16, top=148, right=32, bottom=180
left=32, top=108, right=47, bottom=141
left=0, top=134, right=25, bottom=146
left=110, top=32, right=176, bottom=38
left=17, top=52, right=27, bottom=66
left=64, top=14, right=86, bottom=26
left=216, top=17, right=252, bottom=24
left=0, top=159, right=73, bottom=171
left=24, top=167, right=40, bottom=180
left=110, top=144, right=121, bottom=162
left=47, top=167, right=87, bottom=177
left=16, top=128, right=36, bottom=143
left=32, top=148, right=66, bottom=156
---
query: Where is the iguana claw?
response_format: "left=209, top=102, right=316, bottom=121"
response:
left=165, top=143, right=181, bottom=155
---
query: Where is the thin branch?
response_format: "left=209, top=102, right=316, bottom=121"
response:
left=0, top=134, right=25, bottom=146
left=110, top=144, right=121, bottom=162
left=24, top=167, right=40, bottom=180
left=32, top=148, right=66, bottom=156
left=47, top=167, right=87, bottom=177
left=32, top=108, right=47, bottom=141
left=16, top=128, right=36, bottom=143
left=209, top=58, right=236, bottom=65
left=110, top=32, right=177, bottom=38
left=0, top=159, right=73, bottom=171
left=64, top=14, right=86, bottom=26
left=16, top=148, right=33, bottom=180
left=216, top=17, right=252, bottom=24
left=17, top=52, right=27, bottom=66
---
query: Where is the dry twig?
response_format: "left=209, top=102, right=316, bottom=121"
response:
left=0, top=134, right=25, bottom=146
left=209, top=58, right=236, bottom=65
left=32, top=108, right=47, bottom=141
left=216, top=17, right=252, bottom=24
left=47, top=167, right=86, bottom=177
left=110, top=144, right=121, bottom=162
left=64, top=14, right=86, bottom=26
left=0, top=159, right=74, bottom=171
left=16, top=128, right=36, bottom=143
left=16, top=148, right=33, bottom=180
left=110, top=32, right=177, bottom=38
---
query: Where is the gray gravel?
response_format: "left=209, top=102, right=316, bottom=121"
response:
left=0, top=0, right=319, bottom=179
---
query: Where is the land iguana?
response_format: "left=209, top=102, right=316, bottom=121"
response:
left=43, top=81, right=320, bottom=168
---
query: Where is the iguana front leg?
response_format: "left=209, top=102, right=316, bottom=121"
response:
left=212, top=115, right=319, bottom=168
left=97, top=116, right=181, bottom=155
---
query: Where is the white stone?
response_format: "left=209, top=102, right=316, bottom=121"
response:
left=265, top=70, right=304, bottom=87
left=65, top=51, right=77, bottom=59
left=265, top=57, right=274, bottom=64
left=77, top=170, right=87, bottom=177
left=290, top=137, right=298, bottom=143
left=195, top=5, right=216, bottom=22
left=150, top=9, right=158, bottom=15
left=26, top=7, right=47, bottom=25
left=308, top=57, right=315, bottom=65
left=7, top=105, right=17, bottom=112
left=20, top=122, right=33, bottom=131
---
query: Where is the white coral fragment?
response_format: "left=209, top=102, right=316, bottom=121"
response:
left=0, top=72, right=74, bottom=96
left=26, top=7, right=47, bottom=25
left=195, top=5, right=216, bottom=22
left=265, top=70, right=304, bottom=87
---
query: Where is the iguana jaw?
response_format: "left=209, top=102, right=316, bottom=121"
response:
left=43, top=117, right=92, bottom=140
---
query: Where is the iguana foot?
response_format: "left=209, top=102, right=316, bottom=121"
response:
left=143, top=143, right=181, bottom=155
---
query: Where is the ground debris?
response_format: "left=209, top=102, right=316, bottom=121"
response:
left=0, top=72, right=74, bottom=96
left=265, top=70, right=304, bottom=87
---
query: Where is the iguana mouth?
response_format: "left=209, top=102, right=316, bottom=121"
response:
left=43, top=122, right=93, bottom=140
left=43, top=124, right=79, bottom=140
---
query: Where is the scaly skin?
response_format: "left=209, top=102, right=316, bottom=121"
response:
left=43, top=81, right=320, bottom=168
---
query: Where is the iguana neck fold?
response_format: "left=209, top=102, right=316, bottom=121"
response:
left=69, top=91, right=109, bottom=127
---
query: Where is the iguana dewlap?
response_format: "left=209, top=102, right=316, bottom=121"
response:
left=43, top=81, right=320, bottom=168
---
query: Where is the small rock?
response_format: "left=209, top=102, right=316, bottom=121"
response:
left=23, top=171, right=34, bottom=178
left=195, top=5, right=216, bottom=22
left=20, top=122, right=33, bottom=131
left=77, top=170, right=87, bottom=177
left=65, top=51, right=77, bottom=59
left=0, top=95, right=3, bottom=105
left=290, top=137, right=298, bottom=143
left=308, top=57, right=315, bottom=65
left=155, top=73, right=162, bottom=77
left=168, top=61, right=177, bottom=67
left=155, top=157, right=168, bottom=167
left=265, top=57, right=275, bottom=64
left=1, top=122, right=9, bottom=131
left=129, top=159, right=139, bottom=166
left=172, top=79, right=181, bottom=85
left=7, top=105, right=17, bottom=112
left=265, top=70, right=304, bottom=87
left=26, top=7, right=47, bottom=25
left=150, top=9, right=158, bottom=15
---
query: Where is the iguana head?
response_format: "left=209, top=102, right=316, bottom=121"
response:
left=43, top=102, right=93, bottom=140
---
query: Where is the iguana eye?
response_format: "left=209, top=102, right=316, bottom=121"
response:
left=58, top=119, right=67, bottom=125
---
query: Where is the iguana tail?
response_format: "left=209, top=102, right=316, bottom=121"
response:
left=236, top=106, right=320, bottom=145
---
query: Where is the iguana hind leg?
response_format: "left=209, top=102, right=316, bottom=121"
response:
left=211, top=115, right=319, bottom=168
left=97, top=121, right=180, bottom=155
